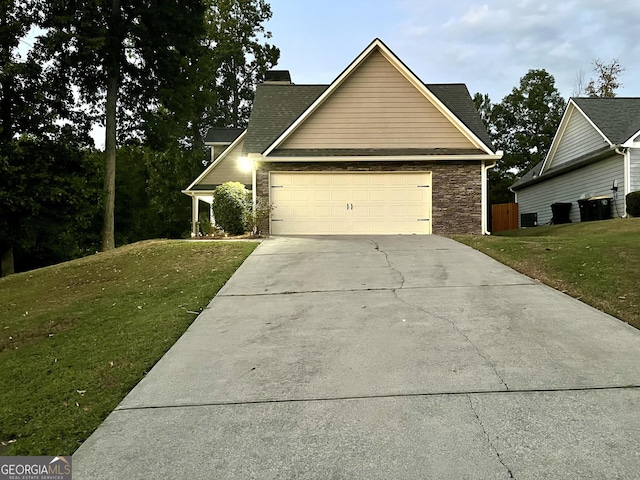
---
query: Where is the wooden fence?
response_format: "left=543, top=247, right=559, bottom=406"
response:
left=491, top=203, right=519, bottom=233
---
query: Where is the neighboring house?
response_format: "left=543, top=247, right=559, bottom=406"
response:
left=511, top=97, right=640, bottom=226
left=183, top=38, right=501, bottom=236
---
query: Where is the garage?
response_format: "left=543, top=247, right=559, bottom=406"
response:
left=269, top=172, right=432, bottom=235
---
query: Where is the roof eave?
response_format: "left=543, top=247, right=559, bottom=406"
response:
left=512, top=145, right=618, bottom=191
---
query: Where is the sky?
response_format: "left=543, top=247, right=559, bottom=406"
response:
left=264, top=0, right=640, bottom=102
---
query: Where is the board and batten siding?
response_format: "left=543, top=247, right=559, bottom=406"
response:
left=630, top=148, right=640, bottom=193
left=517, top=155, right=625, bottom=225
left=279, top=50, right=475, bottom=150
left=547, top=107, right=608, bottom=169
left=199, top=139, right=251, bottom=186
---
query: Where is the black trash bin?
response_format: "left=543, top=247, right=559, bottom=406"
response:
left=577, top=199, right=591, bottom=222
left=550, top=202, right=572, bottom=224
left=588, top=196, right=612, bottom=221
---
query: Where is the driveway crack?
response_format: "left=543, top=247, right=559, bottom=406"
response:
left=370, top=240, right=405, bottom=289
left=392, top=290, right=510, bottom=391
left=467, top=395, right=515, bottom=479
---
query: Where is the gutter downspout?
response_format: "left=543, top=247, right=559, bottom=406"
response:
left=615, top=145, right=629, bottom=218
left=482, top=151, right=502, bottom=235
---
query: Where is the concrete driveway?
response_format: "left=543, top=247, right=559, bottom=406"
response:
left=74, top=236, right=640, bottom=479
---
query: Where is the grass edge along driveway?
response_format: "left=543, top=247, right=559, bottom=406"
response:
left=0, top=240, right=257, bottom=456
left=453, top=218, right=640, bottom=330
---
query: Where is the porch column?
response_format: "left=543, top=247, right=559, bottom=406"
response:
left=191, top=195, right=199, bottom=237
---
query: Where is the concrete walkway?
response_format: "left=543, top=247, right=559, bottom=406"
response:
left=74, top=236, right=640, bottom=479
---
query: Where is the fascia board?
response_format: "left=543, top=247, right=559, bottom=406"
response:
left=184, top=130, right=247, bottom=191
left=540, top=101, right=575, bottom=173
left=622, top=129, right=640, bottom=147
left=260, top=154, right=503, bottom=162
left=571, top=101, right=613, bottom=146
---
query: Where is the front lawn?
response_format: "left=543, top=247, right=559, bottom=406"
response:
left=0, top=240, right=257, bottom=456
left=453, top=218, right=640, bottom=330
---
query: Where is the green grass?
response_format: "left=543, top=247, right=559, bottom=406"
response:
left=0, top=240, right=257, bottom=456
left=453, top=218, right=640, bottom=330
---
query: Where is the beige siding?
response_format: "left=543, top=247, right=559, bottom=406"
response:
left=199, top=139, right=251, bottom=186
left=518, top=155, right=625, bottom=225
left=280, top=50, right=475, bottom=150
left=548, top=107, right=608, bottom=169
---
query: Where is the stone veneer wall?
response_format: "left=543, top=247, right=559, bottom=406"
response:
left=256, top=161, right=482, bottom=235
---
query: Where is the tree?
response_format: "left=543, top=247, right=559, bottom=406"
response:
left=585, top=58, right=624, bottom=98
left=488, top=70, right=565, bottom=203
left=472, top=92, right=493, bottom=131
left=206, top=0, right=280, bottom=129
left=39, top=0, right=207, bottom=251
left=492, top=70, right=565, bottom=175
left=0, top=130, right=103, bottom=276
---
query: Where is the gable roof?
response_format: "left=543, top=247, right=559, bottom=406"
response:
left=204, top=127, right=245, bottom=144
left=512, top=97, right=640, bottom=191
left=572, top=97, right=640, bottom=145
left=244, top=38, right=495, bottom=156
left=185, top=130, right=247, bottom=191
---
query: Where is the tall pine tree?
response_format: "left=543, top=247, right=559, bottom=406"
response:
left=39, top=0, right=207, bottom=250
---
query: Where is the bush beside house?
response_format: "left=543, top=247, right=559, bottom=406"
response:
left=627, top=191, right=640, bottom=217
left=212, top=182, right=250, bottom=235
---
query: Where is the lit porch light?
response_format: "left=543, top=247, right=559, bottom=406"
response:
left=238, top=156, right=254, bottom=173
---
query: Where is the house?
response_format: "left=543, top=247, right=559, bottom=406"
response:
left=511, top=97, right=640, bottom=226
left=183, top=38, right=502, bottom=235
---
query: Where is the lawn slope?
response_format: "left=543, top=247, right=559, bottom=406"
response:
left=454, top=218, right=640, bottom=330
left=0, top=240, right=257, bottom=456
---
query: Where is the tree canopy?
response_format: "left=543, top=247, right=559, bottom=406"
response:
left=1, top=0, right=279, bottom=275
left=474, top=69, right=566, bottom=204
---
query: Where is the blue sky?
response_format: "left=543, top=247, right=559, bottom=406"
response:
left=265, top=0, right=640, bottom=102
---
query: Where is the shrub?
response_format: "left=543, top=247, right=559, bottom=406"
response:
left=198, top=212, right=214, bottom=236
left=627, top=191, right=640, bottom=217
left=243, top=197, right=274, bottom=235
left=212, top=182, right=250, bottom=235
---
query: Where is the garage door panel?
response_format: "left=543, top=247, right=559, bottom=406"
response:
left=314, top=189, right=331, bottom=202
left=331, top=190, right=348, bottom=202
left=270, top=172, right=431, bottom=235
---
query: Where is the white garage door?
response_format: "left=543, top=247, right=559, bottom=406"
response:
left=270, top=172, right=432, bottom=235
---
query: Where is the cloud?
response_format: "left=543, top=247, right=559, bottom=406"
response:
left=391, top=0, right=640, bottom=100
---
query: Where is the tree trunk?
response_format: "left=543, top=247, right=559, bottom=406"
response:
left=1, top=247, right=14, bottom=277
left=101, top=0, right=121, bottom=251
left=101, top=74, right=117, bottom=251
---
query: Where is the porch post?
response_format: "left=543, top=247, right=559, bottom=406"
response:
left=191, top=195, right=199, bottom=237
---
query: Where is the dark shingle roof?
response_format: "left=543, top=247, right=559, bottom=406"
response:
left=572, top=97, right=640, bottom=144
left=243, top=83, right=495, bottom=154
left=204, top=127, right=245, bottom=144
left=243, top=84, right=328, bottom=154
left=509, top=161, right=544, bottom=190
left=426, top=84, right=494, bottom=150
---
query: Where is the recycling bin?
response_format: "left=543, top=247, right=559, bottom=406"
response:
left=577, top=199, right=591, bottom=222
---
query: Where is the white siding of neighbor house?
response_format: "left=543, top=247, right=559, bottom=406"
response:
left=280, top=50, right=475, bottom=150
left=631, top=148, right=640, bottom=193
left=199, top=139, right=251, bottom=186
left=517, top=154, right=625, bottom=225
left=546, top=107, right=608, bottom=169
